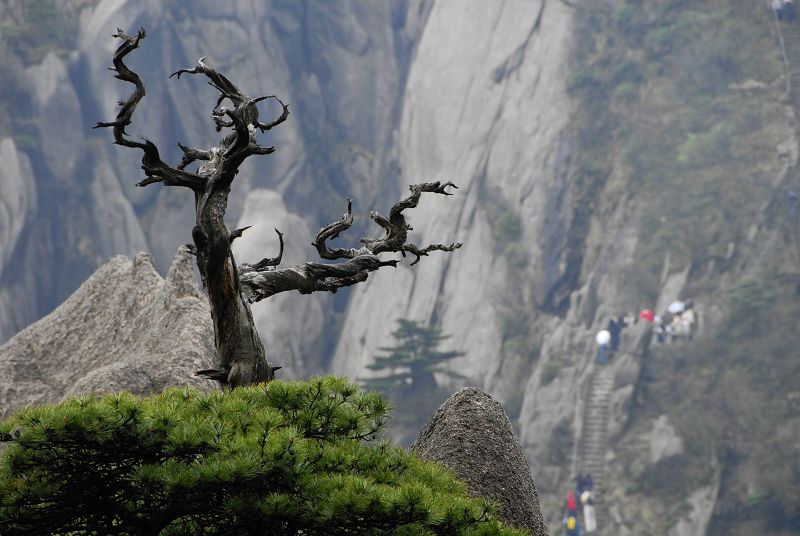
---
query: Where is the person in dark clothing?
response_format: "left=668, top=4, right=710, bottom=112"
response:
left=564, top=514, right=581, bottom=536
left=785, top=0, right=797, bottom=21
left=607, top=317, right=622, bottom=354
left=575, top=473, right=587, bottom=494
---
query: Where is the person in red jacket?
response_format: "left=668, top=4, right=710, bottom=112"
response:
left=564, top=490, right=578, bottom=515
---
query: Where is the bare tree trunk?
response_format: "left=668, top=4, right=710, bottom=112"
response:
left=96, top=29, right=461, bottom=388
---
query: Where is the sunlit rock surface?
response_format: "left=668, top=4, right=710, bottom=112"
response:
left=0, top=246, right=215, bottom=419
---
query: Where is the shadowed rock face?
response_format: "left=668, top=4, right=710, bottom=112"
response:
left=412, top=387, right=548, bottom=536
left=0, top=246, right=215, bottom=419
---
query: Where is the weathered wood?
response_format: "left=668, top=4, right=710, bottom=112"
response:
left=97, top=28, right=461, bottom=388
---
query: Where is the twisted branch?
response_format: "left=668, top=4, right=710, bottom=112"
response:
left=239, top=255, right=398, bottom=303
left=94, top=29, right=206, bottom=192
left=239, top=182, right=462, bottom=302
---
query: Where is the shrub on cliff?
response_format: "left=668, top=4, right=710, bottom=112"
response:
left=0, top=377, right=520, bottom=535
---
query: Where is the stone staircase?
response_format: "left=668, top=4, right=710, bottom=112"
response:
left=577, top=366, right=614, bottom=533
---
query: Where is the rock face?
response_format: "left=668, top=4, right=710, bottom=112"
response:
left=0, top=138, right=38, bottom=343
left=330, top=0, right=574, bottom=403
left=650, top=415, right=685, bottom=465
left=412, top=388, right=547, bottom=536
left=0, top=246, right=215, bottom=419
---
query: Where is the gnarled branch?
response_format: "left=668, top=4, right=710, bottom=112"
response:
left=239, top=182, right=462, bottom=302
left=94, top=29, right=206, bottom=192
left=239, top=229, right=285, bottom=272
left=364, top=181, right=459, bottom=255
left=177, top=143, right=212, bottom=171
left=313, top=199, right=369, bottom=260
left=239, top=255, right=399, bottom=303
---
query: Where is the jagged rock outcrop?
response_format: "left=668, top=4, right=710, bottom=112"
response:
left=650, top=415, right=685, bottom=465
left=413, top=388, right=548, bottom=536
left=0, top=246, right=215, bottom=419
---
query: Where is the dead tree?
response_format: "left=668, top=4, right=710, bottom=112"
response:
left=96, top=29, right=461, bottom=388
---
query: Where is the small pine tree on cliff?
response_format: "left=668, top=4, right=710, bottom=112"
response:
left=363, top=319, right=465, bottom=396
left=362, top=320, right=465, bottom=440
left=0, top=377, right=520, bottom=535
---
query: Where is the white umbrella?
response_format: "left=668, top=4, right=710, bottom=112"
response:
left=595, top=330, right=611, bottom=345
left=667, top=301, right=686, bottom=314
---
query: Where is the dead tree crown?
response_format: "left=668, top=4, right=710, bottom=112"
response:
left=96, top=28, right=461, bottom=388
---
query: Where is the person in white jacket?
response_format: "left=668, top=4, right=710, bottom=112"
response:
left=595, top=329, right=611, bottom=365
left=581, top=489, right=597, bottom=533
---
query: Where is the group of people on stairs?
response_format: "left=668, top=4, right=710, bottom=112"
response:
left=562, top=474, right=596, bottom=535
left=640, top=300, right=698, bottom=343
left=594, top=300, right=698, bottom=365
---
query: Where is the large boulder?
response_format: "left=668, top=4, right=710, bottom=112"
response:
left=412, top=387, right=548, bottom=536
left=0, top=246, right=215, bottom=419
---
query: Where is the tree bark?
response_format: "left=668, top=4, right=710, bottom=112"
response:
left=96, top=28, right=461, bottom=388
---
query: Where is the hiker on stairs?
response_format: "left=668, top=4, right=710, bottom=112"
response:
left=564, top=490, right=578, bottom=517
left=607, top=316, right=622, bottom=354
left=786, top=0, right=797, bottom=21
left=563, top=513, right=581, bottom=536
left=595, top=329, right=611, bottom=365
left=581, top=489, right=597, bottom=534
left=774, top=0, right=797, bottom=21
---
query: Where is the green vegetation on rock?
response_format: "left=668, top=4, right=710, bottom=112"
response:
left=0, top=377, right=521, bottom=535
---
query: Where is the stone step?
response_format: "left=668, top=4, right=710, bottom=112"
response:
left=576, top=373, right=613, bottom=535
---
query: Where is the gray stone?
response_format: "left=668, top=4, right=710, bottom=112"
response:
left=25, top=54, right=82, bottom=182
left=0, top=246, right=215, bottom=419
left=650, top=415, right=685, bottom=465
left=412, top=387, right=548, bottom=536
left=608, top=385, right=634, bottom=442
left=0, top=138, right=36, bottom=275
left=667, top=461, right=720, bottom=536
left=0, top=138, right=38, bottom=342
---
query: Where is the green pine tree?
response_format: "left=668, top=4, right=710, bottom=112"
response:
left=361, top=320, right=465, bottom=442
left=363, top=319, right=465, bottom=397
left=0, top=377, right=521, bottom=535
